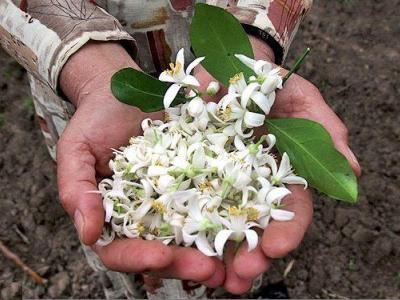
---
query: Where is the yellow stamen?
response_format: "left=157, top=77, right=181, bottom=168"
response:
left=244, top=207, right=260, bottom=221
left=229, top=73, right=243, bottom=85
left=136, top=222, right=146, bottom=234
left=217, top=105, right=232, bottom=121
left=198, top=180, right=213, bottom=192
left=166, top=62, right=182, bottom=76
left=228, top=206, right=241, bottom=216
left=152, top=201, right=166, bottom=214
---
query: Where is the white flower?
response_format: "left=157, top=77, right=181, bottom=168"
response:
left=268, top=153, right=308, bottom=187
left=187, top=97, right=205, bottom=117
left=159, top=48, right=205, bottom=108
left=235, top=54, right=283, bottom=95
left=219, top=161, right=252, bottom=199
left=206, top=81, right=220, bottom=96
left=97, top=50, right=308, bottom=258
left=207, top=94, right=265, bottom=138
left=214, top=209, right=258, bottom=256
left=182, top=199, right=220, bottom=256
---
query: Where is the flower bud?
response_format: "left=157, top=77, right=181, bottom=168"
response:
left=206, top=81, right=220, bottom=96
left=187, top=97, right=205, bottom=117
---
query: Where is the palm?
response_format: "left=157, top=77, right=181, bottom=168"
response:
left=57, top=89, right=224, bottom=286
left=194, top=65, right=360, bottom=293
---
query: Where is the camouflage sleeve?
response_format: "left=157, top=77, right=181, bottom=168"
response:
left=206, top=0, right=313, bottom=63
left=0, top=0, right=135, bottom=92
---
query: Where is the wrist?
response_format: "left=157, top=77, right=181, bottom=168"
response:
left=60, top=41, right=140, bottom=107
left=248, top=35, right=275, bottom=63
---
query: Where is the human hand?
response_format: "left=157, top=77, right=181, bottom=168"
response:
left=57, top=41, right=225, bottom=287
left=194, top=36, right=361, bottom=294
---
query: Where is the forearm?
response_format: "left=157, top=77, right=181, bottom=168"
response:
left=60, top=41, right=139, bottom=108
left=0, top=0, right=134, bottom=92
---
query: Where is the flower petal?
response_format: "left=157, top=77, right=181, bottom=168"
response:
left=266, top=187, right=291, bottom=205
left=282, top=175, right=308, bottom=188
left=271, top=208, right=295, bottom=221
left=182, top=229, right=197, bottom=246
left=234, top=135, right=246, bottom=151
left=195, top=232, right=217, bottom=256
left=241, top=82, right=259, bottom=109
left=251, top=91, right=271, bottom=114
left=207, top=133, right=228, bottom=149
left=175, top=48, right=185, bottom=68
left=164, top=83, right=181, bottom=108
left=261, top=75, right=280, bottom=94
left=244, top=111, right=265, bottom=128
left=234, top=54, right=255, bottom=69
left=254, top=60, right=270, bottom=75
left=182, top=74, right=200, bottom=86
left=186, top=56, right=205, bottom=74
left=192, top=146, right=206, bottom=168
left=147, top=166, right=168, bottom=176
left=244, top=229, right=258, bottom=252
left=215, top=229, right=233, bottom=256
left=159, top=71, right=176, bottom=83
left=276, top=152, right=291, bottom=179
left=103, top=198, right=114, bottom=222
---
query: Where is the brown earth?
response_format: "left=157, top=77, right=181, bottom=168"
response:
left=0, top=1, right=399, bottom=298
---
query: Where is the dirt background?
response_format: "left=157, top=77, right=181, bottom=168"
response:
left=0, top=1, right=399, bottom=299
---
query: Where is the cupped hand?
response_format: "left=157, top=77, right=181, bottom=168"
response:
left=194, top=36, right=361, bottom=294
left=57, top=41, right=224, bottom=287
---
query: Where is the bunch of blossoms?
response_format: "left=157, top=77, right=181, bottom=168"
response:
left=95, top=49, right=307, bottom=257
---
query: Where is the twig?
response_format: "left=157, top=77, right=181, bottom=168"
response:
left=0, top=240, right=46, bottom=285
left=283, top=47, right=311, bottom=83
left=13, top=225, right=30, bottom=244
left=283, top=259, right=296, bottom=278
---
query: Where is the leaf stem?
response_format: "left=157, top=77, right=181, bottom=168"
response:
left=283, top=47, right=311, bottom=83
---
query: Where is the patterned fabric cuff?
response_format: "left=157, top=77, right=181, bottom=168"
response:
left=0, top=0, right=136, bottom=91
left=206, top=0, right=313, bottom=63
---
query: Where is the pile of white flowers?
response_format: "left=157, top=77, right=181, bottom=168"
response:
left=96, top=49, right=307, bottom=257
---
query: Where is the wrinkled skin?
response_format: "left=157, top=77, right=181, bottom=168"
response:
left=57, top=39, right=360, bottom=294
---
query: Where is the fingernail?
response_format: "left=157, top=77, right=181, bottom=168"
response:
left=346, top=148, right=361, bottom=172
left=74, top=210, right=85, bottom=240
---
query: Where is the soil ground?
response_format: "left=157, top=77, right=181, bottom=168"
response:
left=0, top=1, right=399, bottom=298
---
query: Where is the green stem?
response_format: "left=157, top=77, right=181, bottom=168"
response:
left=283, top=47, right=311, bottom=83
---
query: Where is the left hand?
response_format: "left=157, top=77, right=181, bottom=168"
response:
left=194, top=36, right=361, bottom=294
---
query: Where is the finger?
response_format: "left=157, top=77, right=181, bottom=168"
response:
left=223, top=243, right=253, bottom=295
left=92, top=239, right=173, bottom=273
left=306, top=102, right=361, bottom=177
left=261, top=185, right=313, bottom=259
left=57, top=137, right=104, bottom=245
left=233, top=238, right=272, bottom=280
left=201, top=257, right=225, bottom=288
left=154, top=246, right=221, bottom=283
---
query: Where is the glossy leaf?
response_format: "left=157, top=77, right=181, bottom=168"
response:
left=266, top=118, right=358, bottom=202
left=111, top=68, right=187, bottom=112
left=190, top=3, right=254, bottom=86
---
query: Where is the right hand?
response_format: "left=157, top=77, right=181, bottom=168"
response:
left=57, top=41, right=225, bottom=288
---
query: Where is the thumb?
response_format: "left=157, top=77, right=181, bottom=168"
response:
left=57, top=137, right=105, bottom=245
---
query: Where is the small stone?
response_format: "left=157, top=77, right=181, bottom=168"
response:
left=367, top=236, right=392, bottom=264
left=1, top=282, right=21, bottom=299
left=327, top=265, right=342, bottom=284
left=297, top=269, right=308, bottom=281
left=335, top=208, right=351, bottom=228
left=48, top=272, right=70, bottom=298
left=351, top=227, right=376, bottom=243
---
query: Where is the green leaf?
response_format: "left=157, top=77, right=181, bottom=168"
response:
left=190, top=3, right=254, bottom=86
left=111, top=68, right=187, bottom=112
left=266, top=118, right=358, bottom=203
